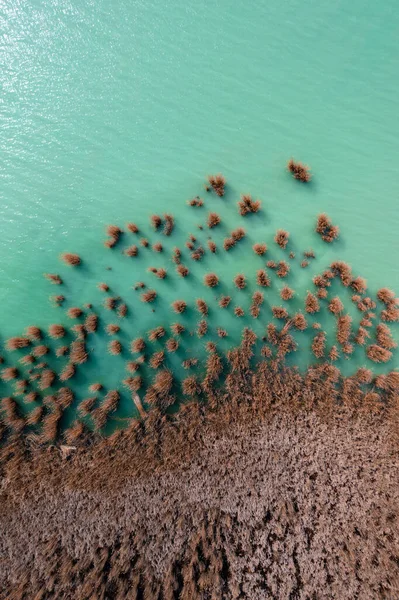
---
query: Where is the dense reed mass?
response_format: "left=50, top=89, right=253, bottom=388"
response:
left=1, top=171, right=399, bottom=597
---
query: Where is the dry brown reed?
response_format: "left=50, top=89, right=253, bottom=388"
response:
left=26, top=405, right=43, bottom=426
left=207, top=240, right=217, bottom=253
left=20, top=354, right=35, bottom=365
left=287, top=158, right=311, bottom=182
left=126, top=222, right=139, bottom=233
left=59, top=362, right=76, bottom=382
left=148, top=326, right=166, bottom=341
left=1, top=396, right=25, bottom=432
left=337, top=315, right=352, bottom=345
left=280, top=286, right=294, bottom=301
left=89, top=382, right=102, bottom=392
left=171, top=323, right=185, bottom=336
left=176, top=264, right=189, bottom=277
left=84, top=313, right=98, bottom=333
left=256, top=269, right=271, bottom=287
left=272, top=306, right=289, bottom=320
left=44, top=273, right=63, bottom=284
left=377, top=288, right=396, bottom=304
left=253, top=243, right=267, bottom=255
left=231, top=227, right=246, bottom=241
left=376, top=324, right=397, bottom=350
left=315, top=214, right=339, bottom=243
left=305, top=292, right=320, bottom=314
left=172, top=247, right=181, bottom=264
left=351, top=276, right=367, bottom=294
left=366, top=344, right=392, bottom=363
left=108, top=340, right=122, bottom=355
left=234, top=306, right=244, bottom=317
left=141, top=290, right=157, bottom=303
left=274, top=229, right=289, bottom=249
left=292, top=313, right=308, bottom=330
left=93, top=391, right=120, bottom=430
left=276, top=261, right=290, bottom=278
left=140, top=238, right=149, bottom=247
left=152, top=242, right=163, bottom=252
left=38, top=369, right=56, bottom=391
left=301, top=260, right=309, bottom=268
left=172, top=300, right=187, bottom=314
left=204, top=273, right=219, bottom=287
left=207, top=212, right=221, bottom=228
left=71, top=324, right=86, bottom=340
left=197, top=320, right=208, bottom=337
left=329, top=345, right=339, bottom=361
left=6, top=337, right=30, bottom=351
left=149, top=351, right=165, bottom=369
left=150, top=214, right=162, bottom=230
left=331, top=261, right=352, bottom=286
left=48, top=324, right=66, bottom=339
left=181, top=375, right=201, bottom=396
left=32, top=345, right=49, bottom=358
left=317, top=288, right=328, bottom=299
left=219, top=295, right=231, bottom=308
left=1, top=367, right=18, bottom=381
left=163, top=214, right=174, bottom=236
left=66, top=307, right=83, bottom=319
left=354, top=326, right=369, bottom=346
left=70, top=341, right=88, bottom=364
left=166, top=338, right=179, bottom=352
left=124, top=245, right=138, bottom=257
left=188, top=196, right=203, bottom=207
left=312, top=331, right=326, bottom=359
left=234, top=274, right=246, bottom=289
left=196, top=299, right=208, bottom=315
left=223, top=237, right=235, bottom=251
left=60, top=252, right=81, bottom=266
left=118, top=303, right=127, bottom=318
left=208, top=173, right=225, bottom=196
left=329, top=296, right=344, bottom=315
left=126, top=361, right=140, bottom=373
left=191, top=247, right=205, bottom=261
left=78, top=396, right=97, bottom=417
left=25, top=326, right=42, bottom=341
left=381, top=304, right=399, bottom=323
left=238, top=194, right=261, bottom=215
left=131, top=338, right=146, bottom=353
left=217, top=328, right=228, bottom=337
left=289, top=251, right=295, bottom=259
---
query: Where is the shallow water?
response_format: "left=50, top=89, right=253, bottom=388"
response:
left=0, top=0, right=398, bottom=425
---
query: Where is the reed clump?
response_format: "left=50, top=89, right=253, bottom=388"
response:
left=219, top=295, right=231, bottom=308
left=163, top=214, right=174, bottom=236
left=141, top=290, right=157, bottom=303
left=292, top=313, right=308, bottom=331
left=312, top=331, right=326, bottom=359
left=376, top=324, right=397, bottom=350
left=280, top=286, right=294, bottom=301
left=276, top=261, right=290, bottom=278
left=234, top=274, right=246, bottom=289
left=108, top=340, right=122, bottom=355
left=287, top=158, right=311, bottom=182
left=274, top=229, right=289, bottom=249
left=148, top=326, right=166, bottom=341
left=32, top=345, right=49, bottom=358
left=207, top=240, right=217, bottom=253
left=253, top=243, right=267, bottom=256
left=150, top=215, right=162, bottom=230
left=131, top=338, right=145, bottom=353
left=1, top=367, right=18, bottom=381
left=6, top=337, right=30, bottom=351
left=48, top=324, right=66, bottom=339
left=337, top=315, right=352, bottom=345
left=366, top=344, right=392, bottom=363
left=315, top=214, right=339, bottom=243
left=171, top=323, right=185, bottom=336
left=234, top=306, right=244, bottom=317
left=238, top=194, right=261, bottom=216
left=126, top=222, right=139, bottom=233
left=70, top=340, right=88, bottom=364
left=25, top=326, right=42, bottom=341
left=124, top=245, right=138, bottom=257
left=208, top=173, right=226, bottom=197
left=152, top=242, right=163, bottom=252
left=84, top=313, right=98, bottom=333
left=305, top=292, right=320, bottom=314
left=197, top=320, right=208, bottom=337
left=89, top=383, right=102, bottom=392
left=196, top=299, right=208, bottom=315
left=207, top=212, right=221, bottom=228
left=188, top=196, right=203, bottom=207
left=204, top=273, right=219, bottom=288
left=176, top=264, right=189, bottom=277
left=330, top=261, right=352, bottom=287
left=59, top=362, right=76, bottom=382
left=38, top=369, right=56, bottom=391
left=329, top=296, right=344, bottom=315
left=172, top=300, right=187, bottom=314
left=44, top=273, right=63, bottom=285
left=78, top=396, right=97, bottom=417
left=256, top=270, right=271, bottom=287
left=61, top=252, right=81, bottom=266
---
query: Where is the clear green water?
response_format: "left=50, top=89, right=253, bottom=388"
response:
left=0, top=0, right=398, bottom=425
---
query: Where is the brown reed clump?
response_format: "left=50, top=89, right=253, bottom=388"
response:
left=376, top=324, right=397, bottom=350
left=149, top=351, right=165, bottom=369
left=366, top=344, right=392, bottom=363
left=351, top=276, right=367, bottom=294
left=354, top=326, right=369, bottom=346
left=342, top=343, right=354, bottom=356
left=377, top=288, right=396, bottom=304
left=97, top=282, right=109, bottom=293
left=25, top=326, right=42, bottom=341
left=196, top=299, right=208, bottom=316
left=217, top=328, right=228, bottom=337
left=171, top=323, right=185, bottom=336
left=152, top=242, right=163, bottom=252
left=139, top=238, right=149, bottom=248
left=50, top=294, right=65, bottom=306
left=141, top=289, right=157, bottom=303
left=329, top=296, right=344, bottom=315
left=354, top=367, right=373, bottom=385
left=32, top=345, right=49, bottom=358
left=59, top=362, right=76, bottom=382
left=44, top=273, right=63, bottom=285
left=89, top=382, right=102, bottom=393
left=312, top=331, right=326, bottom=359
left=130, top=338, right=145, bottom=354
left=289, top=251, right=295, bottom=259
left=148, top=326, right=166, bottom=341
left=234, top=274, right=246, bottom=289
left=207, top=212, right=221, bottom=228
left=176, top=264, right=189, bottom=278
left=305, top=292, right=320, bottom=314
left=130, top=376, right=143, bottom=391
left=292, top=312, right=308, bottom=331
left=280, top=286, right=294, bottom=301
left=191, top=247, right=205, bottom=261
left=126, top=222, right=139, bottom=233
left=181, top=376, right=201, bottom=397
left=38, top=369, right=56, bottom=391
left=172, top=300, right=187, bottom=314
left=150, top=214, right=162, bottom=230
left=315, top=214, right=339, bottom=243
left=287, top=158, right=311, bottom=182
left=48, top=324, right=66, bottom=339
left=304, top=249, right=316, bottom=258
left=188, top=196, right=203, bottom=207
left=20, top=354, right=35, bottom=365
left=219, top=295, right=231, bottom=308
left=274, top=229, right=289, bottom=249
left=331, top=261, right=352, bottom=287
left=71, top=324, right=86, bottom=340
left=337, top=315, right=352, bottom=345
left=92, top=390, right=120, bottom=430
left=108, top=340, right=122, bottom=355
left=134, top=281, right=145, bottom=290
left=66, top=307, right=83, bottom=319
left=60, top=252, right=81, bottom=266
left=70, top=340, right=88, bottom=364
left=207, top=240, right=217, bottom=253
left=166, top=338, right=179, bottom=353
left=231, top=227, right=246, bottom=242
left=276, top=261, right=290, bottom=278
left=26, top=405, right=44, bottom=426
left=381, top=304, right=399, bottom=323
left=329, top=345, right=339, bottom=361
left=124, top=245, right=138, bottom=257
left=206, top=341, right=217, bottom=353
left=317, top=288, right=328, bottom=299
left=301, top=260, right=309, bottom=268
left=1, top=367, right=18, bottom=381
left=223, top=237, right=235, bottom=251
left=256, top=269, right=271, bottom=287
left=126, top=360, right=140, bottom=373
left=272, top=306, right=289, bottom=320
left=118, top=303, right=127, bottom=318
left=84, top=313, right=98, bottom=333
left=253, top=243, right=267, bottom=256
left=234, top=306, right=244, bottom=317
left=197, top=320, right=208, bottom=337
left=6, top=336, right=30, bottom=351
left=172, top=247, right=182, bottom=264
left=1, top=396, right=25, bottom=432
left=163, top=214, right=174, bottom=236
left=208, top=173, right=226, bottom=197
left=204, top=273, right=219, bottom=288
left=238, top=194, right=261, bottom=216
left=78, top=396, right=97, bottom=417
left=182, top=358, right=198, bottom=369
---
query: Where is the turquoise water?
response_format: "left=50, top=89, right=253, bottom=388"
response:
left=0, top=0, right=398, bottom=425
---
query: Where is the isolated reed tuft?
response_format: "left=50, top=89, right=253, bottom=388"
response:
left=287, top=158, right=311, bottom=182
left=152, top=242, right=163, bottom=252
left=219, top=295, right=231, bottom=308
left=148, top=326, right=165, bottom=341
left=126, top=222, right=139, bottom=233
left=207, top=240, right=217, bottom=253
left=163, top=214, right=174, bottom=236
left=150, top=214, right=162, bottom=230
left=196, top=299, right=208, bottom=316
left=44, top=273, right=63, bottom=285
left=234, top=274, right=246, bottom=289
left=315, top=214, right=339, bottom=243
left=108, top=340, right=122, bottom=355
left=141, top=289, right=157, bottom=303
left=208, top=173, right=226, bottom=197
left=61, top=252, right=81, bottom=266
left=238, top=194, right=261, bottom=216
left=253, top=243, right=267, bottom=256
left=305, top=292, right=320, bottom=314
left=25, top=326, right=42, bottom=341
left=172, top=300, right=187, bottom=314
left=124, top=245, right=138, bottom=257
left=274, top=229, right=289, bottom=249
left=276, top=261, right=290, bottom=278
left=207, top=212, right=221, bottom=228
left=204, top=273, right=219, bottom=288
left=280, top=286, right=294, bottom=301
left=171, top=323, right=185, bottom=335
left=6, top=336, right=30, bottom=351
left=48, top=324, right=66, bottom=339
